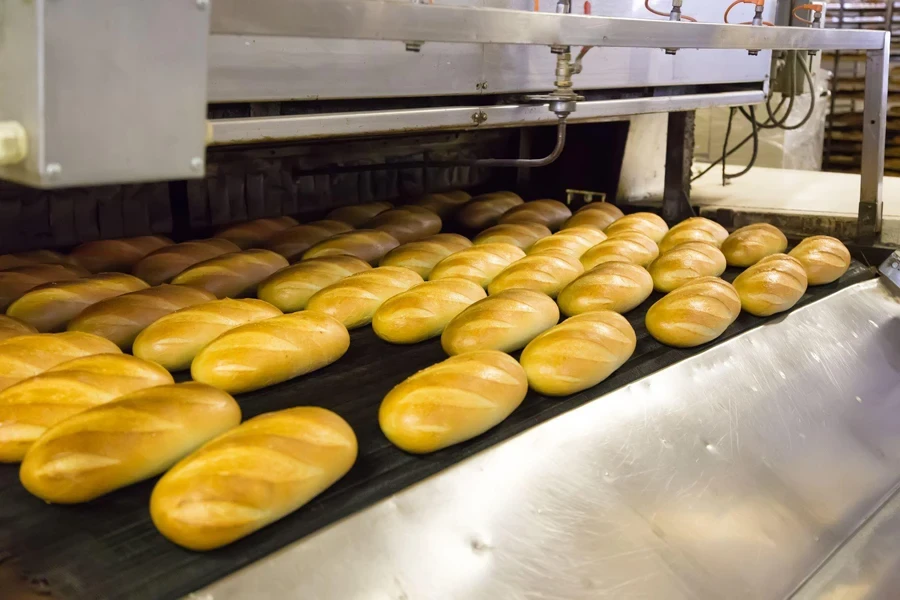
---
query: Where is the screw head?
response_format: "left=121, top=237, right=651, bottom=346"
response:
left=190, top=157, right=204, bottom=171
left=196, top=0, right=209, bottom=10
left=45, top=163, right=62, bottom=178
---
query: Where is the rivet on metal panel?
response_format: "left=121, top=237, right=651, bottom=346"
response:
left=190, top=157, right=205, bottom=171
left=471, top=110, right=488, bottom=125
left=196, top=0, right=210, bottom=10
left=481, top=81, right=488, bottom=90
left=45, top=163, right=62, bottom=178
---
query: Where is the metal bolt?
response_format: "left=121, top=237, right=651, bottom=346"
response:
left=190, top=157, right=204, bottom=171
left=405, top=41, right=423, bottom=52
left=481, top=81, right=488, bottom=90
left=45, top=163, right=61, bottom=178
left=196, top=0, right=209, bottom=10
left=471, top=110, right=488, bottom=125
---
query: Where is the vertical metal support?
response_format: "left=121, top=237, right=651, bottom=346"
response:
left=857, top=33, right=890, bottom=241
left=662, top=111, right=695, bottom=224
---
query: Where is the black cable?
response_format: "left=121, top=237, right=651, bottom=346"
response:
left=740, top=52, right=816, bottom=131
left=724, top=105, right=759, bottom=180
left=721, top=107, right=736, bottom=186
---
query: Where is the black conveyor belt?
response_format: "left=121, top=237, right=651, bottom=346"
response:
left=0, top=262, right=876, bottom=600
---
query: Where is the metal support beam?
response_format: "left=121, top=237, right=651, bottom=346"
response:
left=663, top=111, right=695, bottom=224
left=858, top=33, right=890, bottom=240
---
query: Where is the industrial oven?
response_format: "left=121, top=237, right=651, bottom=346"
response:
left=1, top=1, right=900, bottom=599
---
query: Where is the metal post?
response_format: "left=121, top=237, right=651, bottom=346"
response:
left=662, top=111, right=695, bottom=224
left=857, top=33, right=890, bottom=241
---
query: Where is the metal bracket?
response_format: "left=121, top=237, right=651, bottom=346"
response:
left=878, top=250, right=900, bottom=294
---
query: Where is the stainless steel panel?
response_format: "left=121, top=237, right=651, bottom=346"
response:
left=195, top=279, right=900, bottom=600
left=859, top=35, right=890, bottom=238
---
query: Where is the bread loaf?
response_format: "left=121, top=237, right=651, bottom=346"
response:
left=0, top=354, right=173, bottom=462
left=520, top=311, right=636, bottom=396
left=132, top=298, right=282, bottom=372
left=67, top=284, right=217, bottom=350
left=257, top=255, right=372, bottom=313
left=302, top=230, right=401, bottom=265
left=576, top=202, right=625, bottom=219
left=498, top=199, right=572, bottom=231
left=264, top=221, right=354, bottom=262
left=604, top=212, right=668, bottom=243
left=527, top=226, right=607, bottom=258
left=151, top=406, right=357, bottom=551
left=456, top=192, right=524, bottom=230
left=170, top=249, right=288, bottom=299
left=372, top=278, right=487, bottom=344
left=441, top=289, right=559, bottom=355
left=132, top=239, right=241, bottom=285
left=443, top=190, right=471, bottom=202
left=0, top=332, right=121, bottom=393
left=580, top=232, right=659, bottom=270
left=721, top=223, right=788, bottom=267
left=215, top=217, right=299, bottom=250
left=369, top=206, right=442, bottom=244
left=428, top=243, right=526, bottom=288
left=487, top=252, right=584, bottom=298
left=379, top=351, right=527, bottom=454
left=0, top=263, right=89, bottom=311
left=788, top=235, right=851, bottom=285
left=192, top=311, right=350, bottom=394
left=645, top=276, right=740, bottom=347
left=410, top=191, right=472, bottom=218
left=0, top=315, right=36, bottom=342
left=70, top=236, right=173, bottom=273
left=473, top=223, right=551, bottom=251
left=0, top=250, right=81, bottom=271
left=732, top=253, right=808, bottom=316
left=20, top=383, right=241, bottom=504
left=562, top=203, right=624, bottom=231
left=327, top=202, right=393, bottom=227
left=379, top=234, right=472, bottom=278
left=557, top=262, right=653, bottom=316
left=306, top=266, right=423, bottom=329
left=7, top=273, right=149, bottom=332
left=661, top=217, right=728, bottom=252
left=648, top=242, right=727, bottom=293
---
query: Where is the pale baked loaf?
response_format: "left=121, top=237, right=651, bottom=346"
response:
left=732, top=253, right=808, bottom=316
left=456, top=192, right=524, bottom=230
left=441, top=289, right=559, bottom=355
left=67, top=284, right=217, bottom=350
left=498, top=199, right=572, bottom=231
left=170, top=249, right=288, bottom=299
left=648, top=242, right=727, bottom=293
left=20, top=383, right=241, bottom=503
left=487, top=252, right=584, bottom=298
left=192, top=311, right=350, bottom=394
left=557, top=262, right=653, bottom=316
left=576, top=202, right=625, bottom=219
left=0, top=332, right=121, bottom=393
left=327, top=202, right=394, bottom=227
left=369, top=206, right=443, bottom=244
left=372, top=278, right=487, bottom=344
left=264, top=220, right=354, bottom=262
left=151, top=406, right=357, bottom=551
left=428, top=243, right=526, bottom=288
left=520, top=311, right=636, bottom=396
left=0, top=354, right=173, bottom=462
left=604, top=212, right=668, bottom=243
left=0, top=250, right=81, bottom=271
left=70, top=236, right=173, bottom=273
left=132, top=298, right=282, bottom=372
left=0, top=315, right=36, bottom=342
left=379, top=351, right=527, bottom=454
left=527, top=226, right=607, bottom=259
left=0, top=263, right=89, bottom=311
left=473, top=223, right=552, bottom=251
left=788, top=235, right=851, bottom=285
left=645, top=276, right=740, bottom=347
left=307, top=266, right=424, bottom=329
left=580, top=232, right=659, bottom=270
left=378, top=234, right=472, bottom=278
left=301, top=230, right=401, bottom=265
left=215, top=217, right=299, bottom=250
left=7, top=273, right=149, bottom=332
left=132, top=238, right=241, bottom=285
left=410, top=191, right=472, bottom=218
left=562, top=203, right=624, bottom=231
left=257, top=255, right=372, bottom=313
left=663, top=217, right=728, bottom=249
left=721, top=223, right=788, bottom=267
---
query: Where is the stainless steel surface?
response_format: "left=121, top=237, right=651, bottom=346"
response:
left=195, top=278, right=900, bottom=600
left=879, top=250, right=900, bottom=292
left=858, top=36, right=890, bottom=239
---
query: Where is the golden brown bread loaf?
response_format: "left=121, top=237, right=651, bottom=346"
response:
left=151, top=406, right=357, bottom=551
left=368, top=206, right=443, bottom=244
left=498, top=199, right=572, bottom=231
left=256, top=255, right=372, bottom=313
left=604, top=212, right=668, bottom=243
left=0, top=315, right=36, bottom=342
left=645, top=276, right=740, bottom=347
left=788, top=236, right=851, bottom=285
left=0, top=263, right=89, bottom=311
left=372, top=278, right=487, bottom=344
left=192, top=311, right=350, bottom=394
left=214, top=217, right=299, bottom=250
left=378, top=234, right=473, bottom=278
left=0, top=354, right=173, bottom=462
left=441, top=289, right=559, bottom=355
left=20, top=383, right=241, bottom=504
left=326, top=201, right=394, bottom=227
left=70, top=236, right=173, bottom=273
left=487, top=252, right=584, bottom=298
left=576, top=202, right=625, bottom=219
left=562, top=202, right=624, bottom=231
left=456, top=192, right=524, bottom=230
left=379, top=351, right=527, bottom=454
left=132, top=298, right=282, bottom=372
left=721, top=223, right=788, bottom=267
left=648, top=242, right=727, bottom=293
left=0, top=250, right=81, bottom=271
left=520, top=311, right=636, bottom=396
left=0, top=332, right=121, bottom=393
left=580, top=232, right=659, bottom=270
left=131, top=238, right=241, bottom=285
left=264, top=220, right=354, bottom=262
left=660, top=217, right=729, bottom=253
left=170, top=249, right=288, bottom=299
left=409, top=191, right=472, bottom=218
left=473, top=223, right=552, bottom=251
left=557, top=262, right=653, bottom=316
left=306, top=266, right=424, bottom=329
left=7, top=273, right=149, bottom=332
left=67, top=284, right=217, bottom=350
left=527, top=226, right=607, bottom=258
left=301, top=230, right=401, bottom=265
left=428, top=243, right=526, bottom=288
left=732, top=253, right=808, bottom=316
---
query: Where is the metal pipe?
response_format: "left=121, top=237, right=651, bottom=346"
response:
left=466, top=119, right=567, bottom=168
